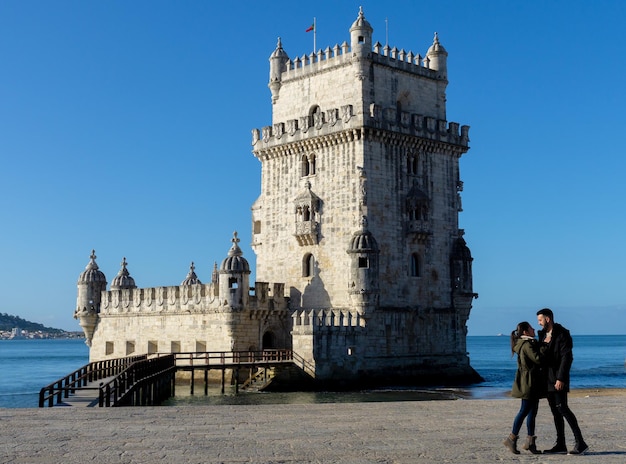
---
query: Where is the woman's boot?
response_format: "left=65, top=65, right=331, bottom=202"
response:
left=522, top=436, right=541, bottom=454
left=503, top=433, right=520, bottom=454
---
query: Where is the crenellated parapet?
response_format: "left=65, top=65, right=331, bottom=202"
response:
left=252, top=105, right=469, bottom=155
left=274, top=39, right=444, bottom=85
left=292, top=308, right=366, bottom=330
left=99, top=281, right=287, bottom=315
left=366, top=107, right=470, bottom=149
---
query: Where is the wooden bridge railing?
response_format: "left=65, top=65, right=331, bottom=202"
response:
left=39, top=349, right=316, bottom=407
left=38, top=355, right=147, bottom=407
left=99, top=354, right=176, bottom=407
left=170, top=349, right=297, bottom=368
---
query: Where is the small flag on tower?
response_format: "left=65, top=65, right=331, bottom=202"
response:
left=307, top=18, right=317, bottom=53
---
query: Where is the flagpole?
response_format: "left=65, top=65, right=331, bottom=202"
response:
left=385, top=18, right=388, bottom=47
left=313, top=17, right=317, bottom=53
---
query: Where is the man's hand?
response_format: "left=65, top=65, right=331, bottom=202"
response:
left=555, top=380, right=565, bottom=391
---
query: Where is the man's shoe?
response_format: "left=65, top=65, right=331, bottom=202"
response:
left=543, top=442, right=567, bottom=454
left=568, top=442, right=589, bottom=455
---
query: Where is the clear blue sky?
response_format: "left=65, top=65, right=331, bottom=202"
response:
left=1, top=1, right=625, bottom=335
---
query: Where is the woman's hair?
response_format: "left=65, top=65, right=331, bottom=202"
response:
left=510, top=321, right=532, bottom=355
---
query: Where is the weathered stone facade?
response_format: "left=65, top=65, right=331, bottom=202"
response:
left=75, top=238, right=290, bottom=363
left=75, top=8, right=480, bottom=387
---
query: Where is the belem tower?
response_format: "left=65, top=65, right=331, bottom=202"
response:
left=74, top=8, right=481, bottom=388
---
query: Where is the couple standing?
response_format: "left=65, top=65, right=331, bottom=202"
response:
left=503, top=308, right=589, bottom=455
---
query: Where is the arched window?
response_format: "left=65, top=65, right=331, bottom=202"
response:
left=303, top=253, right=315, bottom=277
left=407, top=154, right=418, bottom=175
left=309, top=105, right=321, bottom=128
left=301, top=154, right=316, bottom=177
left=301, top=154, right=310, bottom=177
left=410, top=253, right=421, bottom=277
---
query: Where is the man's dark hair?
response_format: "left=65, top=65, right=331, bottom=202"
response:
left=536, top=307, right=554, bottom=319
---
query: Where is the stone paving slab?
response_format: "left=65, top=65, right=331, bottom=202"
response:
left=1, top=393, right=625, bottom=463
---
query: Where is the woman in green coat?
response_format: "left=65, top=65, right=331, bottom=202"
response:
left=503, top=321, right=546, bottom=454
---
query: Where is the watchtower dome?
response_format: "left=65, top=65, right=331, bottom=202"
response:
left=219, top=232, right=250, bottom=310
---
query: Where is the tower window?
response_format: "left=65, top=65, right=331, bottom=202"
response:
left=410, top=253, right=422, bottom=277
left=125, top=341, right=135, bottom=355
left=407, top=154, right=418, bottom=175
left=228, top=278, right=238, bottom=289
left=358, top=35, right=364, bottom=44
left=253, top=221, right=261, bottom=234
left=303, top=253, right=314, bottom=277
left=301, top=154, right=316, bottom=177
left=358, top=257, right=369, bottom=268
left=408, top=203, right=428, bottom=221
left=148, top=341, right=158, bottom=354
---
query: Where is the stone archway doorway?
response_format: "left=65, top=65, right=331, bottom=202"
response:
left=262, top=331, right=276, bottom=350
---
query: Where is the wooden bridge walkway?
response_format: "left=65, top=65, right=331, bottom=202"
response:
left=55, top=376, right=117, bottom=407
left=39, top=350, right=314, bottom=407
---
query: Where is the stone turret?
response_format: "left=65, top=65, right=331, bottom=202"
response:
left=350, top=7, right=373, bottom=81
left=181, top=262, right=201, bottom=285
left=451, top=231, right=476, bottom=314
left=219, top=232, right=251, bottom=310
left=347, top=216, right=380, bottom=316
left=110, top=257, right=136, bottom=290
left=349, top=7, right=373, bottom=57
left=426, top=32, right=448, bottom=79
left=74, top=250, right=107, bottom=346
left=268, top=37, right=289, bottom=104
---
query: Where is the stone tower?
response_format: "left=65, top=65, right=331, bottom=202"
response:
left=74, top=250, right=107, bottom=346
left=252, top=8, right=479, bottom=385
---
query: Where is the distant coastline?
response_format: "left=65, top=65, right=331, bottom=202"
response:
left=0, top=330, right=84, bottom=340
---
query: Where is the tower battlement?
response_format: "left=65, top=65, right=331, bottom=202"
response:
left=292, top=308, right=366, bottom=329
left=252, top=109, right=469, bottom=153
left=98, top=281, right=287, bottom=315
left=278, top=40, right=443, bottom=82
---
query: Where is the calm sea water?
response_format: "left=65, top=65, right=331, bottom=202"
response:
left=1, top=336, right=624, bottom=408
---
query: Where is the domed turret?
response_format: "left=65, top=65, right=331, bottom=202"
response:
left=219, top=232, right=251, bottom=309
left=110, top=257, right=136, bottom=290
left=78, top=249, right=107, bottom=286
left=347, top=217, right=380, bottom=315
left=220, top=231, right=250, bottom=273
left=349, top=7, right=373, bottom=81
left=451, top=233, right=473, bottom=294
left=181, top=261, right=202, bottom=285
left=350, top=7, right=373, bottom=53
left=426, top=32, right=448, bottom=78
left=75, top=250, right=107, bottom=346
left=268, top=37, right=290, bottom=103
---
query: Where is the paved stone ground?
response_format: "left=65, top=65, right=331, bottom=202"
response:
left=1, top=392, right=624, bottom=463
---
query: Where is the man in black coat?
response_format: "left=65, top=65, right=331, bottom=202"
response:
left=537, top=307, right=589, bottom=455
